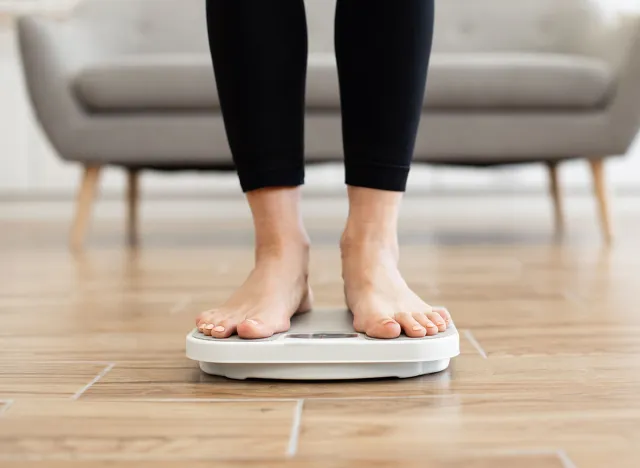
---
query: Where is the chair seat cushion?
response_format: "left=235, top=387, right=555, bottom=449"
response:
left=74, top=55, right=219, bottom=112
left=423, top=53, right=614, bottom=110
left=74, top=53, right=614, bottom=112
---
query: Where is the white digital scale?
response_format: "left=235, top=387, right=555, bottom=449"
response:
left=186, top=308, right=459, bottom=380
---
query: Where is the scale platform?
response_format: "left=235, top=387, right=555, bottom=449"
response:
left=186, top=308, right=459, bottom=380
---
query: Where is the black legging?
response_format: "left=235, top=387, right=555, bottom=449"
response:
left=206, top=0, right=434, bottom=192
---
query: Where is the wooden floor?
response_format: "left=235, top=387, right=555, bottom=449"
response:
left=1, top=198, right=640, bottom=467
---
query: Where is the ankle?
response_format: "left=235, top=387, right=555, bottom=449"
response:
left=255, top=232, right=310, bottom=263
left=343, top=186, right=401, bottom=252
left=340, top=231, right=399, bottom=266
left=341, top=224, right=398, bottom=251
left=247, top=186, right=309, bottom=249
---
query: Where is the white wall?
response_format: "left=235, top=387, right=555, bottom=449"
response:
left=1, top=0, right=639, bottom=199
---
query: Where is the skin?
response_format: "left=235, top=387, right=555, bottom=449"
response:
left=196, top=185, right=451, bottom=339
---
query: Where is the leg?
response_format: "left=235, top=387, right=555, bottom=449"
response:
left=206, top=0, right=307, bottom=192
left=126, top=168, right=140, bottom=247
left=588, top=157, right=613, bottom=244
left=336, top=0, right=449, bottom=338
left=546, top=160, right=565, bottom=237
left=197, top=0, right=311, bottom=339
left=70, top=165, right=102, bottom=251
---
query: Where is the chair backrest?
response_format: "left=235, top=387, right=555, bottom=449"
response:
left=431, top=0, right=606, bottom=54
left=70, top=0, right=607, bottom=56
left=71, top=0, right=210, bottom=55
left=305, top=0, right=608, bottom=54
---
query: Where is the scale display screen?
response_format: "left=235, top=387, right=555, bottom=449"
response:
left=285, top=333, right=359, bottom=339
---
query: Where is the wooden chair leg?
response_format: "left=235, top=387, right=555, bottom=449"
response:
left=546, top=160, right=564, bottom=238
left=588, top=157, right=613, bottom=244
left=126, top=168, right=140, bottom=247
left=70, top=165, right=102, bottom=251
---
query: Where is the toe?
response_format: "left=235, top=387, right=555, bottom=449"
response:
left=209, top=318, right=237, bottom=339
left=201, top=323, right=215, bottom=336
left=426, top=311, right=447, bottom=332
left=197, top=312, right=220, bottom=336
left=197, top=310, right=222, bottom=332
left=395, top=312, right=426, bottom=338
left=196, top=310, right=213, bottom=327
left=415, top=314, right=438, bottom=335
left=364, top=317, right=402, bottom=339
left=433, top=307, right=451, bottom=326
left=413, top=312, right=436, bottom=334
left=237, top=318, right=275, bottom=339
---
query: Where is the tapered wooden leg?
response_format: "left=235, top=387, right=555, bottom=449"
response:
left=126, top=168, right=140, bottom=247
left=70, top=165, right=102, bottom=251
left=588, top=157, right=613, bottom=244
left=546, top=160, right=564, bottom=238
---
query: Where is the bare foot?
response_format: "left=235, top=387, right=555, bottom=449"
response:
left=341, top=186, right=451, bottom=339
left=341, top=237, right=449, bottom=339
left=196, top=187, right=312, bottom=339
left=196, top=241, right=311, bottom=339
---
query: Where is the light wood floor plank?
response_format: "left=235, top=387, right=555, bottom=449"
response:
left=0, top=362, right=113, bottom=399
left=472, top=326, right=640, bottom=356
left=0, top=454, right=566, bottom=467
left=78, top=353, right=640, bottom=408
left=0, top=400, right=295, bottom=461
left=568, top=449, right=639, bottom=468
left=297, top=398, right=639, bottom=459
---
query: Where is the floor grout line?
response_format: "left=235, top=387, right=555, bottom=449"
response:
left=138, top=398, right=299, bottom=403
left=71, top=363, right=116, bottom=400
left=0, top=449, right=578, bottom=463
left=298, top=394, right=460, bottom=402
left=169, top=295, right=193, bottom=315
left=0, top=400, right=14, bottom=417
left=464, top=329, right=488, bottom=359
left=136, top=394, right=462, bottom=403
left=286, top=399, right=304, bottom=458
left=0, top=361, right=115, bottom=365
left=499, top=448, right=556, bottom=454
left=474, top=448, right=579, bottom=467
left=37, top=360, right=115, bottom=365
left=557, top=449, right=578, bottom=468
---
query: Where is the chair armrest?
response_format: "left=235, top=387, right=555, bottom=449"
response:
left=585, top=12, right=640, bottom=68
left=16, top=15, right=100, bottom=159
left=604, top=14, right=640, bottom=152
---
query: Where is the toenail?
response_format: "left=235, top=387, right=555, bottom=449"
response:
left=426, top=322, right=437, bottom=328
left=213, top=326, right=225, bottom=332
left=436, top=321, right=444, bottom=326
left=245, top=319, right=259, bottom=325
left=205, top=324, right=214, bottom=330
left=382, top=319, right=397, bottom=326
left=412, top=325, right=424, bottom=331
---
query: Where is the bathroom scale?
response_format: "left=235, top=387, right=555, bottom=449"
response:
left=186, top=307, right=459, bottom=380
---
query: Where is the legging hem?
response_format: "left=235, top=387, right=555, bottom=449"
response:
left=344, top=162, right=410, bottom=192
left=238, top=166, right=305, bottom=192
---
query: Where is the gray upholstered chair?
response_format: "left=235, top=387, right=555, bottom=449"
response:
left=17, top=0, right=640, bottom=248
